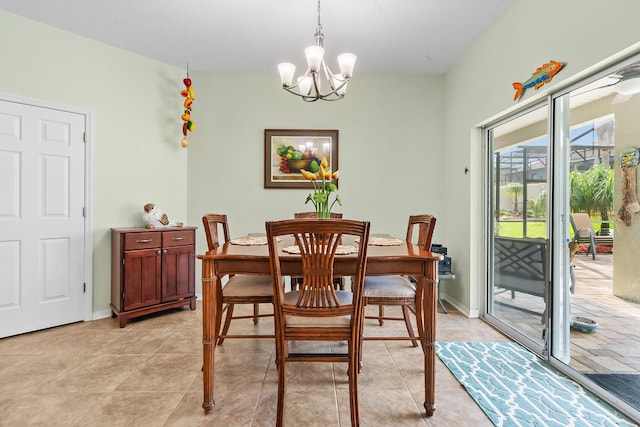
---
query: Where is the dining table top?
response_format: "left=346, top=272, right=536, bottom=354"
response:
left=198, top=234, right=442, bottom=265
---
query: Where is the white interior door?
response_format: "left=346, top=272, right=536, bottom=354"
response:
left=0, top=99, right=86, bottom=338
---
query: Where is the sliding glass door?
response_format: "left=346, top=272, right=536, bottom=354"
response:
left=484, top=56, right=640, bottom=422
left=486, top=104, right=550, bottom=353
left=553, top=61, right=638, bottom=417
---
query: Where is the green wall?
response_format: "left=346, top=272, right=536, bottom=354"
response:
left=3, top=0, right=640, bottom=317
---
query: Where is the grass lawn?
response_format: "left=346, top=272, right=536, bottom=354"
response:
left=497, top=221, right=546, bottom=238
left=497, top=216, right=613, bottom=239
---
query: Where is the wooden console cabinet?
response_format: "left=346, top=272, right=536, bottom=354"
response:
left=111, top=226, right=197, bottom=327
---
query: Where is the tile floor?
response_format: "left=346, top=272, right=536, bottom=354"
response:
left=0, top=301, right=511, bottom=426
left=4, top=255, right=639, bottom=426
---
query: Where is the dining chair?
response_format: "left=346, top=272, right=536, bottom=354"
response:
left=292, top=211, right=345, bottom=290
left=362, top=214, right=436, bottom=348
left=201, top=214, right=274, bottom=345
left=266, top=218, right=370, bottom=427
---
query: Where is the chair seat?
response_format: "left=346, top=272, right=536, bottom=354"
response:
left=594, top=235, right=614, bottom=246
left=223, top=275, right=273, bottom=297
left=363, top=276, right=415, bottom=298
left=283, top=290, right=353, bottom=327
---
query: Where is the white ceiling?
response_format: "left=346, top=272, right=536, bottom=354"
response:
left=0, top=0, right=516, bottom=74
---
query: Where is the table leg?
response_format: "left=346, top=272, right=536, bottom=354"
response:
left=202, top=260, right=216, bottom=414
left=422, top=262, right=437, bottom=416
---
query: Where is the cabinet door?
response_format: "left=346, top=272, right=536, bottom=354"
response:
left=162, top=245, right=195, bottom=302
left=123, top=249, right=162, bottom=310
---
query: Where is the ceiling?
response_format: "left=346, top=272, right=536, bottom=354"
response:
left=0, top=0, right=516, bottom=74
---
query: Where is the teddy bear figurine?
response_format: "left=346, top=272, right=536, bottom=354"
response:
left=143, top=203, right=183, bottom=228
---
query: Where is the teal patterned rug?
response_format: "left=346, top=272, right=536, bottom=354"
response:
left=436, top=342, right=636, bottom=427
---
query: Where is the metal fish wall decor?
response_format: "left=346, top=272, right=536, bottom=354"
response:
left=513, top=60, right=565, bottom=101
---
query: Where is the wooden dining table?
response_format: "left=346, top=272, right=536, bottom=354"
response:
left=198, top=234, right=442, bottom=417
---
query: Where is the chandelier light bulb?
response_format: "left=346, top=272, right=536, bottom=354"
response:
left=278, top=63, right=296, bottom=87
left=298, top=75, right=313, bottom=95
left=337, top=53, right=357, bottom=78
left=304, top=46, right=325, bottom=72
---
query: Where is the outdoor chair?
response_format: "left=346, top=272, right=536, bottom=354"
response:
left=265, top=218, right=370, bottom=427
left=202, top=214, right=274, bottom=345
left=570, top=212, right=614, bottom=260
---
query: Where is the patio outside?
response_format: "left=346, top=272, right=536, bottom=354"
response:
left=493, top=252, right=640, bottom=375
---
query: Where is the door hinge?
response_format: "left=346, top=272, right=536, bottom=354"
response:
left=122, top=292, right=125, bottom=301
left=82, top=207, right=87, bottom=217
left=83, top=282, right=86, bottom=293
left=83, top=132, right=87, bottom=143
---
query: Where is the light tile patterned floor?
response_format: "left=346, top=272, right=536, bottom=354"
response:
left=2, top=257, right=636, bottom=426
left=0, top=302, right=508, bottom=426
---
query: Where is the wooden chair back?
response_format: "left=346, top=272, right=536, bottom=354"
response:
left=266, top=218, right=369, bottom=322
left=406, top=214, right=436, bottom=249
left=292, top=212, right=346, bottom=290
left=202, top=213, right=231, bottom=250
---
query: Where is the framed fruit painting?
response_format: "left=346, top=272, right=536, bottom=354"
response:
left=264, top=129, right=339, bottom=189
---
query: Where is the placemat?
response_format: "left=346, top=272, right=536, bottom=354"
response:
left=230, top=236, right=280, bottom=246
left=356, top=236, right=404, bottom=246
left=282, top=245, right=357, bottom=255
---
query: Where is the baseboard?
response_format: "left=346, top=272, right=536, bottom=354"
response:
left=92, top=309, right=112, bottom=320
left=440, top=293, right=479, bottom=318
left=92, top=295, right=203, bottom=321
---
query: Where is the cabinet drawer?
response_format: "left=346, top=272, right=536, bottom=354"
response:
left=123, top=232, right=161, bottom=250
left=163, top=230, right=194, bottom=247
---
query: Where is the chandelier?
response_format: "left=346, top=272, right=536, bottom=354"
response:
left=277, top=0, right=356, bottom=102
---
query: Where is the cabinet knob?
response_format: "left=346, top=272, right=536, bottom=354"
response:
left=157, top=250, right=161, bottom=255
left=163, top=249, right=167, bottom=254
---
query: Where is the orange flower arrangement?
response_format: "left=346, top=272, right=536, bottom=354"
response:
left=299, top=157, right=341, bottom=218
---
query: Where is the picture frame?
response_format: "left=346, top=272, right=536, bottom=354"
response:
left=264, top=129, right=339, bottom=189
